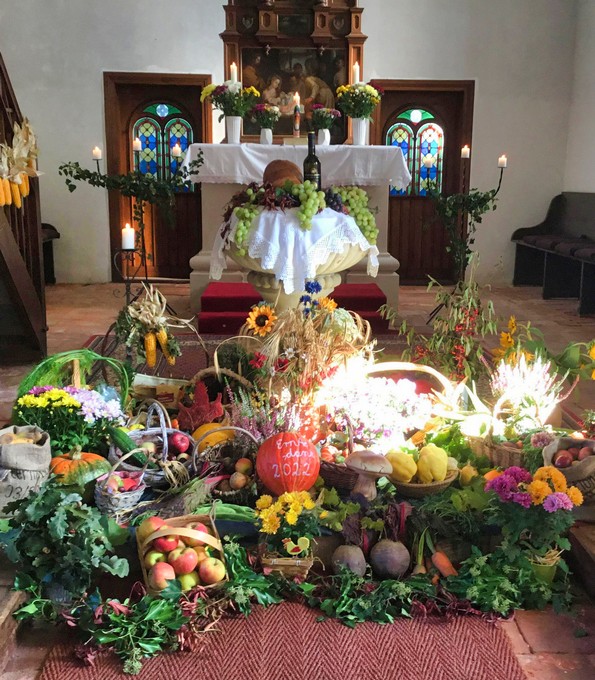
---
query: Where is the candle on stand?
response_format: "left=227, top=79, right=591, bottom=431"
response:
left=121, top=223, right=135, bottom=251
left=92, top=146, right=102, bottom=160
left=422, top=155, right=434, bottom=169
left=498, top=154, right=508, bottom=168
left=352, top=61, right=360, bottom=84
left=293, top=93, right=301, bottom=137
left=461, top=145, right=471, bottom=159
left=230, top=62, right=238, bottom=84
left=172, top=143, right=182, bottom=158
left=132, top=137, right=142, bottom=152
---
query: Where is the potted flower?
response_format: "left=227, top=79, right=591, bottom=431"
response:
left=250, top=103, right=281, bottom=144
left=310, top=105, right=341, bottom=146
left=335, top=82, right=382, bottom=145
left=254, top=491, right=322, bottom=579
left=200, top=82, right=260, bottom=143
left=486, top=465, right=583, bottom=582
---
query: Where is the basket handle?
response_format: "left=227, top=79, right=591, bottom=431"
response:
left=145, top=402, right=170, bottom=461
left=191, top=425, right=260, bottom=474
left=191, top=366, right=253, bottom=390
left=143, top=526, right=222, bottom=554
left=364, top=361, right=453, bottom=396
left=99, top=449, right=149, bottom=490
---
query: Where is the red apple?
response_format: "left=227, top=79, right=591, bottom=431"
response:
left=198, top=557, right=226, bottom=585
left=136, top=516, right=166, bottom=544
left=230, top=472, right=248, bottom=490
left=153, top=533, right=179, bottom=553
left=168, top=432, right=190, bottom=454
left=578, top=446, right=594, bottom=461
left=148, top=562, right=176, bottom=590
left=553, top=449, right=573, bottom=468
left=178, top=571, right=201, bottom=592
left=184, top=522, right=212, bottom=547
left=168, top=547, right=199, bottom=575
left=143, top=550, right=166, bottom=569
left=234, top=457, right=253, bottom=475
left=568, top=447, right=581, bottom=460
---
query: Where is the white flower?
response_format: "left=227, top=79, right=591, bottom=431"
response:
left=224, top=80, right=242, bottom=94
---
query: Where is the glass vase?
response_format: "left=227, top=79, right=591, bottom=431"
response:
left=317, top=128, right=331, bottom=146
left=351, top=117, right=368, bottom=146
left=225, top=116, right=242, bottom=144
left=259, top=128, right=273, bottom=144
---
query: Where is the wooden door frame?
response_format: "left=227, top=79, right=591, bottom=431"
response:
left=103, top=72, right=213, bottom=281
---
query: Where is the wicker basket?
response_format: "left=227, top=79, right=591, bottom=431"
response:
left=543, top=437, right=595, bottom=502
left=94, top=450, right=148, bottom=516
left=319, top=460, right=359, bottom=492
left=137, top=513, right=228, bottom=596
left=391, top=470, right=459, bottom=499
left=261, top=554, right=313, bottom=579
left=467, top=436, right=524, bottom=468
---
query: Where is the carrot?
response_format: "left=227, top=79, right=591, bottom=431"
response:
left=426, top=533, right=458, bottom=577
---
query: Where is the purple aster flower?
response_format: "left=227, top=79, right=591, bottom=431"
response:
left=504, top=466, right=532, bottom=484
left=304, top=280, right=322, bottom=295
left=530, top=431, right=555, bottom=449
left=511, top=492, right=532, bottom=508
left=543, top=492, right=573, bottom=513
left=28, top=385, right=54, bottom=395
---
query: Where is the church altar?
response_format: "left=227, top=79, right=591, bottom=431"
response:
left=182, top=143, right=411, bottom=312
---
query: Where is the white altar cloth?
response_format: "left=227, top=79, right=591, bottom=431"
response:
left=182, top=143, right=411, bottom=189
left=210, top=207, right=379, bottom=295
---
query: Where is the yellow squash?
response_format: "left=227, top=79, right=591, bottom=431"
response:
left=416, top=443, right=448, bottom=483
left=386, top=450, right=417, bottom=483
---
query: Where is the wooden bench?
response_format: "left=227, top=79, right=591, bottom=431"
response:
left=512, top=192, right=595, bottom=316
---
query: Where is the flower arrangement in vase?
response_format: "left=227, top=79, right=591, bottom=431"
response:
left=336, top=82, right=382, bottom=145
left=250, top=104, right=281, bottom=144
left=310, top=105, right=341, bottom=145
left=200, top=82, right=260, bottom=121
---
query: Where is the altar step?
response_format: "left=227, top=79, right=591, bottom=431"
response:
left=198, top=282, right=389, bottom=334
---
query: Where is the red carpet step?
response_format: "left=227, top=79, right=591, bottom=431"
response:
left=198, top=282, right=389, bottom=334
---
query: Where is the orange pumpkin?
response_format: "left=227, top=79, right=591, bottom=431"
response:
left=50, top=448, right=111, bottom=486
left=263, top=160, right=303, bottom=188
left=256, top=432, right=320, bottom=496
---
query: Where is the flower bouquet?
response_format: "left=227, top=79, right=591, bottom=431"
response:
left=200, top=82, right=260, bottom=121
left=335, top=82, right=382, bottom=120
left=310, top=104, right=342, bottom=131
left=250, top=103, right=281, bottom=130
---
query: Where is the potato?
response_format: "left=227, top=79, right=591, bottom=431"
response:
left=578, top=446, right=594, bottom=461
left=553, top=449, right=573, bottom=468
left=568, top=447, right=581, bottom=460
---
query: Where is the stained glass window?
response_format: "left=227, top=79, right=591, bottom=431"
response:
left=165, top=118, right=193, bottom=177
left=386, top=108, right=444, bottom=196
left=133, top=117, right=161, bottom=178
left=143, top=103, right=182, bottom=118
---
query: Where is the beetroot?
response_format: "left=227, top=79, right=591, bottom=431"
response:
left=369, top=539, right=410, bottom=579
left=332, top=545, right=367, bottom=577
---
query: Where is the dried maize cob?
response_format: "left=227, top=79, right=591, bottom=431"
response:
left=2, top=178, right=11, bottom=206
left=156, top=326, right=175, bottom=366
left=144, top=331, right=157, bottom=367
left=19, top=173, right=29, bottom=197
left=10, top=182, right=21, bottom=209
left=0, top=181, right=5, bottom=207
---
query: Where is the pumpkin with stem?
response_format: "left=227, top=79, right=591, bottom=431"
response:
left=50, top=446, right=111, bottom=487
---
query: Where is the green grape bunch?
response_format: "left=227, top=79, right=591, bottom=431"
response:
left=333, top=185, right=379, bottom=245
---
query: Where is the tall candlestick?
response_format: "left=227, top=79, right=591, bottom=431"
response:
left=497, top=154, right=508, bottom=168
left=121, top=223, right=135, bottom=251
left=172, top=143, right=182, bottom=158
left=132, top=137, right=142, bottom=152
left=461, top=145, right=470, bottom=159
left=230, top=62, right=238, bottom=84
left=352, top=61, right=360, bottom=84
left=92, top=146, right=102, bottom=160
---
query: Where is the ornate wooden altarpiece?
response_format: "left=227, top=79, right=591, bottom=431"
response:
left=220, top=1, right=366, bottom=142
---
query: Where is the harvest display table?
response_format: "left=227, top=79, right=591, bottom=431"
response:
left=182, top=143, right=411, bottom=312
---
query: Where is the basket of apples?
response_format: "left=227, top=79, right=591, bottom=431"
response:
left=94, top=450, right=149, bottom=515
left=136, top=513, right=228, bottom=595
left=543, top=435, right=595, bottom=502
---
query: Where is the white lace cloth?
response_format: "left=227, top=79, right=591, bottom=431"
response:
left=183, top=143, right=411, bottom=189
left=210, top=208, right=380, bottom=295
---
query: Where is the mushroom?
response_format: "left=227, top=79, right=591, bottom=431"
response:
left=346, top=450, right=392, bottom=501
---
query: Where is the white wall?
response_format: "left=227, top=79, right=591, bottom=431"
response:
left=0, top=0, right=578, bottom=285
left=564, top=0, right=595, bottom=191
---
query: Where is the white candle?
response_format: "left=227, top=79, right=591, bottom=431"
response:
left=172, top=143, right=182, bottom=158
left=230, top=62, right=238, bottom=84
left=121, top=223, right=135, bottom=250
left=461, top=145, right=470, bottom=159
left=423, top=155, right=434, bottom=169
left=132, top=137, right=142, bottom=152
left=352, top=61, right=360, bottom=84
left=498, top=154, right=508, bottom=168
left=294, top=92, right=300, bottom=108
left=92, top=146, right=102, bottom=160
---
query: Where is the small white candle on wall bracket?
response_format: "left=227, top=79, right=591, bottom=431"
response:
left=422, top=155, right=434, bottom=169
left=461, top=145, right=470, bottom=159
left=352, top=61, right=360, bottom=84
left=121, top=223, right=135, bottom=251
left=132, top=138, right=142, bottom=152
left=498, top=154, right=508, bottom=168
left=172, top=143, right=183, bottom=158
left=92, top=146, right=102, bottom=160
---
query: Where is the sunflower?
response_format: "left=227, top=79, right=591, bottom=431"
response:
left=507, top=315, right=517, bottom=335
left=246, top=305, right=277, bottom=337
left=318, top=297, right=337, bottom=313
left=500, top=331, right=514, bottom=349
left=567, top=486, right=584, bottom=507
left=527, top=479, right=551, bottom=505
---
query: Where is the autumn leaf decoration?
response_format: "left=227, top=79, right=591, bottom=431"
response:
left=177, top=382, right=224, bottom=432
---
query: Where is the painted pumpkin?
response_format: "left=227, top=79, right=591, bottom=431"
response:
left=50, top=448, right=111, bottom=486
left=256, top=432, right=320, bottom=496
left=263, top=160, right=303, bottom=188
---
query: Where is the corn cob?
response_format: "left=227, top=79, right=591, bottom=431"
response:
left=144, top=331, right=157, bottom=367
left=156, top=326, right=175, bottom=366
left=0, top=180, right=5, bottom=207
left=10, top=182, right=21, bottom=209
left=19, top=173, right=29, bottom=197
left=2, top=178, right=11, bottom=206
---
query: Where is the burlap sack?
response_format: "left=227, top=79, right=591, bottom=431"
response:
left=0, top=425, right=51, bottom=516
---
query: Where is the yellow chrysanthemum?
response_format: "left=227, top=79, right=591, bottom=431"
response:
left=507, top=316, right=517, bottom=335
left=285, top=510, right=299, bottom=526
left=260, top=514, right=281, bottom=534
left=256, top=495, right=273, bottom=510
left=303, top=497, right=316, bottom=510
left=527, top=479, right=551, bottom=505
left=567, top=486, right=583, bottom=507
left=318, top=297, right=337, bottom=313
left=246, top=305, right=277, bottom=337
left=243, top=86, right=260, bottom=97
left=200, top=84, right=216, bottom=102
left=534, top=466, right=567, bottom=493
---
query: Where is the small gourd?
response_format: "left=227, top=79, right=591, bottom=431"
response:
left=49, top=447, right=111, bottom=486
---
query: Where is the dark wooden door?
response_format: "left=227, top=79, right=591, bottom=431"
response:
left=371, top=81, right=474, bottom=284
left=104, top=73, right=212, bottom=280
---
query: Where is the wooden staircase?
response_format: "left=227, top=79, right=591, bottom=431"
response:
left=0, top=50, right=47, bottom=363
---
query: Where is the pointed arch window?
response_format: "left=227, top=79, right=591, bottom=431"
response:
left=386, top=108, right=444, bottom=196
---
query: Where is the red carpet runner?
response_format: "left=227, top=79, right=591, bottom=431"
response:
left=40, top=602, right=525, bottom=680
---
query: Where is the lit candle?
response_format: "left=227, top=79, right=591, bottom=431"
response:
left=133, top=137, right=142, bottom=152
left=293, top=92, right=300, bottom=108
left=352, top=61, right=360, bottom=84
left=461, top=145, right=470, bottom=159
left=92, top=146, right=102, bottom=160
left=230, top=62, right=238, bottom=84
left=423, top=155, right=434, bottom=169
left=121, top=223, right=135, bottom=251
left=172, top=143, right=182, bottom=158
left=498, top=154, right=508, bottom=168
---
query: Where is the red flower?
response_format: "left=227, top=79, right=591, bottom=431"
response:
left=274, top=357, right=289, bottom=373
left=249, top=352, right=267, bottom=369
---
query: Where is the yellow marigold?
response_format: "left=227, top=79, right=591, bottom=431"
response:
left=507, top=315, right=517, bottom=335
left=260, top=514, right=281, bottom=534
left=527, top=479, right=551, bottom=505
left=318, top=297, right=337, bottom=313
left=285, top=510, right=299, bottom=526
left=246, top=305, right=277, bottom=337
left=567, top=486, right=583, bottom=507
left=256, top=495, right=273, bottom=510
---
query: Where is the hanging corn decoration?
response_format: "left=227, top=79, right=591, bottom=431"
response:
left=2, top=178, right=11, bottom=206
left=10, top=181, right=21, bottom=209
left=156, top=326, right=175, bottom=366
left=144, top=331, right=157, bottom=367
left=19, top=173, right=30, bottom=197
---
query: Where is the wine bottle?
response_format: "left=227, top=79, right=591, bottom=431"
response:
left=303, top=132, right=321, bottom=191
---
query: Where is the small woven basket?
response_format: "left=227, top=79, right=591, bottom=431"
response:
left=261, top=554, right=313, bottom=579
left=319, top=460, right=359, bottom=492
left=94, top=450, right=148, bottom=516
left=391, top=470, right=459, bottom=499
left=467, top=436, right=523, bottom=468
